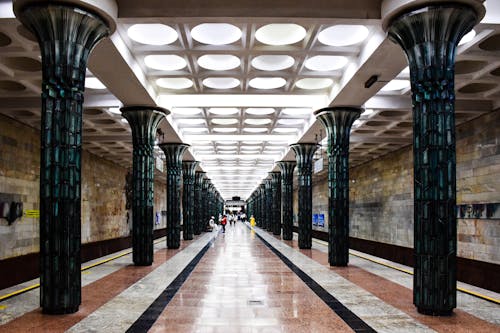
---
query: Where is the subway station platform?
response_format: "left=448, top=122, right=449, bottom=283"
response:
left=1, top=223, right=498, bottom=333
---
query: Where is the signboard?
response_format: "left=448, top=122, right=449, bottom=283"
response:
left=312, top=213, right=325, bottom=227
left=314, top=157, right=323, bottom=173
left=24, top=210, right=39, bottom=218
left=317, top=214, right=325, bottom=227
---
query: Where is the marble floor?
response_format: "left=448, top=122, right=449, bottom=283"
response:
left=0, top=223, right=498, bottom=332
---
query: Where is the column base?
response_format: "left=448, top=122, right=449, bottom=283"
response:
left=134, top=261, right=153, bottom=266
left=42, top=305, right=79, bottom=315
left=417, top=307, right=453, bottom=316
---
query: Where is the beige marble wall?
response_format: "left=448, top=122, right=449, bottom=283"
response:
left=0, top=114, right=167, bottom=260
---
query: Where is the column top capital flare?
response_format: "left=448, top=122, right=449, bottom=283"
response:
left=381, top=0, right=485, bottom=31
left=14, top=0, right=118, bottom=33
left=313, top=106, right=363, bottom=117
left=121, top=105, right=170, bottom=116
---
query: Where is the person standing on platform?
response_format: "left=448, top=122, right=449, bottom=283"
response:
left=221, top=215, right=227, bottom=233
left=250, top=215, right=255, bottom=227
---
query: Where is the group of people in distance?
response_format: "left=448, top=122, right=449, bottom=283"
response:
left=207, top=211, right=247, bottom=233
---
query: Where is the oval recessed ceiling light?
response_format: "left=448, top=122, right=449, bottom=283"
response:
left=277, top=119, right=303, bottom=125
left=244, top=118, right=272, bottom=125
left=245, top=108, right=275, bottom=115
left=273, top=127, right=298, bottom=133
left=128, top=24, right=178, bottom=45
left=183, top=127, right=208, bottom=133
left=217, top=141, right=238, bottom=145
left=295, top=78, right=333, bottom=90
left=249, top=77, right=286, bottom=90
left=305, top=55, right=348, bottom=71
left=281, top=108, right=311, bottom=116
left=219, top=150, right=237, bottom=154
left=213, top=127, right=238, bottom=133
left=191, top=23, right=242, bottom=45
left=108, top=107, right=121, bottom=115
left=172, top=108, right=203, bottom=115
left=255, top=23, right=306, bottom=45
left=318, top=25, right=369, bottom=46
left=144, top=55, right=186, bottom=71
left=459, top=29, right=476, bottom=45
left=380, top=79, right=410, bottom=92
left=156, top=78, right=193, bottom=90
left=217, top=146, right=238, bottom=150
left=212, top=118, right=238, bottom=125
left=85, top=77, right=106, bottom=90
left=203, top=77, right=240, bottom=89
left=244, top=127, right=268, bottom=133
left=197, top=54, right=241, bottom=71
left=251, top=55, right=294, bottom=71
left=241, top=149, right=260, bottom=154
left=177, top=118, right=206, bottom=125
left=209, top=108, right=239, bottom=115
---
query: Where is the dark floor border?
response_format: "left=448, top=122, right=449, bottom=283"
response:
left=253, top=226, right=376, bottom=333
left=126, top=233, right=216, bottom=333
left=0, top=228, right=167, bottom=290
left=292, top=226, right=500, bottom=293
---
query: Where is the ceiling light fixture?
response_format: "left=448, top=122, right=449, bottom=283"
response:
left=197, top=54, right=241, bottom=71
left=318, top=25, right=369, bottom=46
left=249, top=77, right=287, bottom=90
left=380, top=79, right=410, bottom=92
left=128, top=24, right=178, bottom=45
left=191, top=23, right=242, bottom=45
left=144, top=55, right=187, bottom=71
left=251, top=55, right=295, bottom=71
left=295, top=78, right=333, bottom=90
left=305, top=55, right=348, bottom=71
left=202, top=77, right=240, bottom=89
left=255, top=23, right=306, bottom=45
left=156, top=78, right=193, bottom=90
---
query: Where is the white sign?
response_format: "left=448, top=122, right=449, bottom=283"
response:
left=314, top=157, right=323, bottom=173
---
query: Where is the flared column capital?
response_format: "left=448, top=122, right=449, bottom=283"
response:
left=195, top=171, right=206, bottom=184
left=14, top=0, right=118, bottom=33
left=381, top=0, right=484, bottom=32
left=386, top=3, right=481, bottom=63
left=290, top=143, right=319, bottom=169
left=159, top=143, right=190, bottom=166
left=182, top=160, right=199, bottom=175
left=269, top=171, right=281, bottom=184
left=314, top=107, right=361, bottom=131
left=276, top=160, right=296, bottom=176
left=121, top=106, right=168, bottom=143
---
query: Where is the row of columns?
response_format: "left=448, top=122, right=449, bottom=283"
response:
left=248, top=2, right=481, bottom=317
left=15, top=0, right=482, bottom=318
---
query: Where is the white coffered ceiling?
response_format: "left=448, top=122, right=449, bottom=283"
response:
left=0, top=0, right=499, bottom=199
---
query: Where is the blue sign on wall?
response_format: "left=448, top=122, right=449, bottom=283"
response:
left=318, top=214, right=325, bottom=227
left=312, top=214, right=318, bottom=226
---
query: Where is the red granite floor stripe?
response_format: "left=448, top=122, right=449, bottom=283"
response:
left=282, top=237, right=500, bottom=333
left=0, top=238, right=195, bottom=333
left=148, top=225, right=355, bottom=333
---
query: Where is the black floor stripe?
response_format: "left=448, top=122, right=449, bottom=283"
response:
left=248, top=225, right=376, bottom=333
left=126, top=234, right=217, bottom=333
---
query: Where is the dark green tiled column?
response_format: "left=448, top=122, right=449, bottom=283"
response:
left=194, top=171, right=205, bottom=235
left=315, top=107, right=360, bottom=266
left=16, top=3, right=109, bottom=314
left=290, top=143, right=319, bottom=249
left=201, top=178, right=209, bottom=232
left=269, top=171, right=282, bottom=236
left=259, top=183, right=266, bottom=229
left=159, top=143, right=189, bottom=249
left=122, top=106, right=167, bottom=266
left=182, top=161, right=199, bottom=240
left=387, top=3, right=480, bottom=315
left=264, top=178, right=272, bottom=231
left=277, top=161, right=296, bottom=240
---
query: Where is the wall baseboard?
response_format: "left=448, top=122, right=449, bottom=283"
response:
left=292, top=226, right=500, bottom=293
left=0, top=228, right=167, bottom=290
